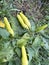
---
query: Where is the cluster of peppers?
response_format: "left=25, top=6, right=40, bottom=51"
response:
left=0, top=11, right=31, bottom=65
left=17, top=12, right=31, bottom=30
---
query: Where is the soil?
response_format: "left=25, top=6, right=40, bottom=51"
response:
left=13, top=0, right=43, bottom=21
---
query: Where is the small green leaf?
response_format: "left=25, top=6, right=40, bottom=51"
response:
left=0, top=28, right=10, bottom=39
left=30, top=20, right=36, bottom=31
left=32, top=36, right=44, bottom=49
left=15, top=48, right=21, bottom=57
left=27, top=47, right=34, bottom=62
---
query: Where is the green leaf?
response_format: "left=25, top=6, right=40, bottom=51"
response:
left=27, top=46, right=34, bottom=62
left=28, top=61, right=33, bottom=65
left=42, top=37, right=49, bottom=50
left=30, top=20, right=36, bottom=31
left=32, top=36, right=44, bottom=49
left=0, top=28, right=10, bottom=39
left=15, top=47, right=21, bottom=57
left=0, top=40, right=14, bottom=62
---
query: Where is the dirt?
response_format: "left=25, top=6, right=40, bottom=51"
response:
left=13, top=0, right=43, bottom=21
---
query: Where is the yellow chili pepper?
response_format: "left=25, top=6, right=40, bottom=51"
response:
left=4, top=17, right=14, bottom=36
left=17, top=14, right=29, bottom=30
left=20, top=12, right=31, bottom=29
left=36, top=24, right=48, bottom=32
left=22, top=46, right=28, bottom=65
left=0, top=21, right=5, bottom=28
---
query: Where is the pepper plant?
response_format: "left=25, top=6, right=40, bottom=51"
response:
left=0, top=0, right=49, bottom=65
